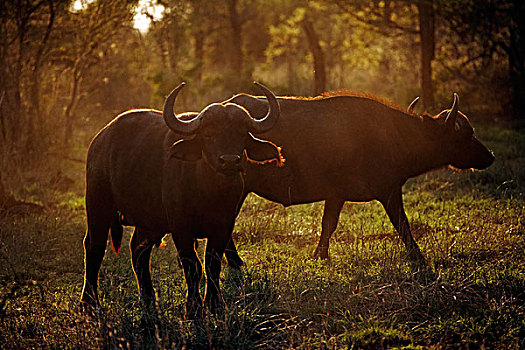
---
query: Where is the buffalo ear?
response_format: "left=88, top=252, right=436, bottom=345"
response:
left=168, top=138, right=202, bottom=161
left=245, top=133, right=284, bottom=166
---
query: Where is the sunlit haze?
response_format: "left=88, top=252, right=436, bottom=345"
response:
left=133, top=0, right=165, bottom=33
left=72, top=0, right=164, bottom=33
left=71, top=0, right=92, bottom=12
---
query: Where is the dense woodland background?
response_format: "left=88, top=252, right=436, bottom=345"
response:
left=1, top=0, right=524, bottom=169
left=1, top=1, right=524, bottom=349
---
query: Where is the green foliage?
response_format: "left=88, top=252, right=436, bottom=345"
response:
left=342, top=318, right=414, bottom=350
left=0, top=0, right=518, bottom=169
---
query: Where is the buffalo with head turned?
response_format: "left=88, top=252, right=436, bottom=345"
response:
left=223, top=91, right=494, bottom=266
left=81, top=82, right=283, bottom=319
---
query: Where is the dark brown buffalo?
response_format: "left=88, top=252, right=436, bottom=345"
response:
left=223, top=92, right=494, bottom=265
left=81, top=82, right=283, bottom=319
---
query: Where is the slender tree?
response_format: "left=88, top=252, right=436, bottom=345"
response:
left=302, top=16, right=326, bottom=95
left=418, top=0, right=435, bottom=107
left=441, top=0, right=525, bottom=120
left=0, top=0, right=61, bottom=152
left=334, top=0, right=436, bottom=108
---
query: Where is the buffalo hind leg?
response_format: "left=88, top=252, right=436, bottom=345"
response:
left=81, top=226, right=110, bottom=309
left=379, top=187, right=425, bottom=265
left=313, top=199, right=344, bottom=259
left=224, top=237, right=244, bottom=269
left=224, top=192, right=247, bottom=269
left=81, top=174, right=118, bottom=310
left=172, top=233, right=204, bottom=320
left=81, top=203, right=116, bottom=310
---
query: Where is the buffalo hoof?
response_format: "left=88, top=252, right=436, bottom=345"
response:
left=79, top=301, right=95, bottom=316
left=78, top=301, right=104, bottom=322
left=413, top=266, right=437, bottom=283
left=139, top=305, right=163, bottom=345
left=140, top=297, right=160, bottom=322
left=80, top=294, right=100, bottom=316
left=205, top=296, right=226, bottom=316
left=407, top=248, right=429, bottom=274
left=408, top=249, right=427, bottom=266
left=313, top=246, right=329, bottom=260
left=139, top=312, right=160, bottom=340
left=137, top=316, right=163, bottom=349
left=225, top=251, right=244, bottom=269
left=185, top=301, right=205, bottom=320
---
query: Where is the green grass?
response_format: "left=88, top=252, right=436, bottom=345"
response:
left=1, top=121, right=524, bottom=349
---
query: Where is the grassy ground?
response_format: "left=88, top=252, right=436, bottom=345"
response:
left=0, top=122, right=524, bottom=349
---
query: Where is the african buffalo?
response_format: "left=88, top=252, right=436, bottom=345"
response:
left=223, top=92, right=494, bottom=265
left=81, top=82, right=283, bottom=319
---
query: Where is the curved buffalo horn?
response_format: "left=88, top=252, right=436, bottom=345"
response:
left=163, top=82, right=202, bottom=135
left=407, top=96, right=419, bottom=114
left=445, top=93, right=459, bottom=128
left=247, top=82, right=281, bottom=133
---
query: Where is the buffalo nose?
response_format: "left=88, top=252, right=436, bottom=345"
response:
left=487, top=151, right=495, bottom=166
left=477, top=151, right=495, bottom=169
left=218, top=154, right=242, bottom=171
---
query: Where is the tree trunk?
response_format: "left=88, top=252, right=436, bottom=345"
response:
left=11, top=8, right=27, bottom=148
left=192, top=1, right=205, bottom=83
left=302, top=17, right=326, bottom=96
left=417, top=0, right=435, bottom=109
left=508, top=0, right=525, bottom=120
left=227, top=0, right=244, bottom=90
left=0, top=175, right=16, bottom=209
left=27, top=0, right=55, bottom=151
left=63, top=68, right=81, bottom=144
left=508, top=46, right=525, bottom=120
left=0, top=90, right=5, bottom=141
left=194, top=29, right=204, bottom=83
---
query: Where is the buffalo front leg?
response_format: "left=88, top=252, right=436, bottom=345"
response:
left=204, top=234, right=229, bottom=315
left=224, top=237, right=244, bottom=269
left=379, top=187, right=425, bottom=264
left=172, top=234, right=204, bottom=320
left=313, top=199, right=344, bottom=259
left=130, top=228, right=157, bottom=310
